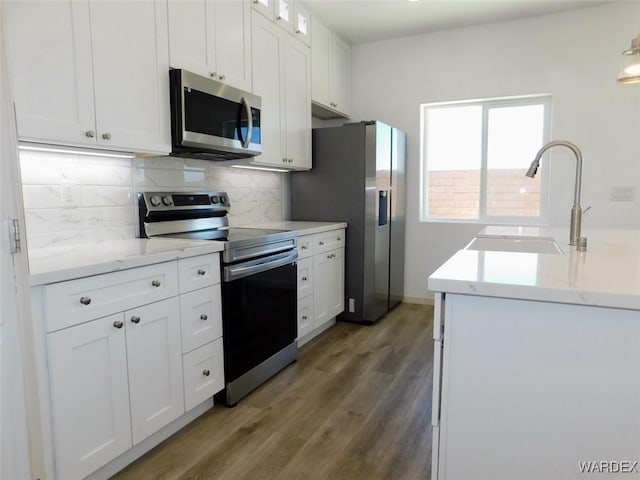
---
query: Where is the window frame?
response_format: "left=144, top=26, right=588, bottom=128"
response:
left=420, top=94, right=552, bottom=224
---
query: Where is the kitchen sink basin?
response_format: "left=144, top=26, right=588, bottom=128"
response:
left=465, top=236, right=565, bottom=255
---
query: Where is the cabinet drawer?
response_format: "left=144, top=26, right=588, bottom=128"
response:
left=183, top=338, right=224, bottom=411
left=180, top=285, right=222, bottom=354
left=297, top=257, right=313, bottom=299
left=297, top=294, right=314, bottom=339
left=43, top=262, right=178, bottom=332
left=178, top=253, right=221, bottom=293
left=297, top=234, right=313, bottom=259
left=313, top=229, right=345, bottom=255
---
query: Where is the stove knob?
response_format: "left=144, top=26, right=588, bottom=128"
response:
left=149, top=195, right=161, bottom=207
left=219, top=195, right=227, bottom=204
left=210, top=195, right=219, bottom=204
left=162, top=196, right=173, bottom=206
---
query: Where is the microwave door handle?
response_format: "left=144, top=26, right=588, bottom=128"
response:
left=241, top=96, right=253, bottom=149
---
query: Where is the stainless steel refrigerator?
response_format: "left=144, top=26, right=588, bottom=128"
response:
left=290, top=121, right=406, bottom=323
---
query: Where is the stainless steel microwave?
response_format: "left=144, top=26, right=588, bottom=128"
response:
left=169, top=69, right=262, bottom=160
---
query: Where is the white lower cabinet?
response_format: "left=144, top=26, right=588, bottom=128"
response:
left=48, top=313, right=132, bottom=480
left=183, top=338, right=224, bottom=411
left=39, top=253, right=224, bottom=480
left=313, top=247, right=344, bottom=328
left=296, top=228, right=345, bottom=346
left=296, top=294, right=314, bottom=339
left=48, top=297, right=183, bottom=479
left=125, top=298, right=184, bottom=444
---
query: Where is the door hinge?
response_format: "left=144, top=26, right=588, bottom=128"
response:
left=10, top=218, right=21, bottom=253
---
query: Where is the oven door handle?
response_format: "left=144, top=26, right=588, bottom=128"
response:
left=224, top=250, right=298, bottom=282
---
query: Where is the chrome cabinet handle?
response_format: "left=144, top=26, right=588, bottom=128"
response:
left=130, top=316, right=141, bottom=324
left=218, top=74, right=225, bottom=81
left=301, top=245, right=307, bottom=250
left=113, top=320, right=124, bottom=329
left=102, top=132, right=111, bottom=140
left=80, top=296, right=91, bottom=305
left=282, top=158, right=287, bottom=163
left=288, top=158, right=293, bottom=163
left=197, top=269, right=206, bottom=276
left=200, top=314, right=208, bottom=321
left=302, top=315, right=307, bottom=320
left=210, top=72, right=217, bottom=79
left=202, top=369, right=211, bottom=377
left=152, top=279, right=161, bottom=287
left=301, top=276, right=307, bottom=281
left=337, top=237, right=342, bottom=241
left=85, top=130, right=95, bottom=138
left=319, top=241, right=324, bottom=246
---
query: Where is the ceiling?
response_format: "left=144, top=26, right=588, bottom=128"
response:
left=303, top=0, right=610, bottom=44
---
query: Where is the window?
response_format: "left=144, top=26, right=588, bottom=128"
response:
left=420, top=95, right=551, bottom=222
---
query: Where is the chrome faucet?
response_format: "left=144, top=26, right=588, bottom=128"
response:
left=526, top=140, right=584, bottom=246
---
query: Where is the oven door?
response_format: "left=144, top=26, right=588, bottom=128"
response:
left=221, top=252, right=297, bottom=383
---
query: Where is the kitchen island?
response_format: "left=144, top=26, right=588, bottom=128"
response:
left=429, top=228, right=640, bottom=480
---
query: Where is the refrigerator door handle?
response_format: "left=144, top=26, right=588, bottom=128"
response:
left=378, top=190, right=389, bottom=226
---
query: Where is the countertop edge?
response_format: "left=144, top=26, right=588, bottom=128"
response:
left=28, top=240, right=224, bottom=286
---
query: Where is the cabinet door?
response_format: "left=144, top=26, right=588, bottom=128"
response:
left=183, top=338, right=224, bottom=411
left=90, top=0, right=171, bottom=154
left=167, top=0, right=210, bottom=77
left=310, top=18, right=331, bottom=107
left=283, top=37, right=311, bottom=169
left=250, top=13, right=286, bottom=167
left=328, top=247, right=345, bottom=318
left=297, top=294, right=314, bottom=339
left=250, top=0, right=275, bottom=21
left=210, top=0, right=252, bottom=91
left=4, top=0, right=97, bottom=146
left=330, top=35, right=351, bottom=116
left=313, top=247, right=345, bottom=328
left=297, top=257, right=314, bottom=299
left=125, top=298, right=184, bottom=444
left=180, top=285, right=223, bottom=354
left=48, top=313, right=131, bottom=480
left=292, top=1, right=311, bottom=46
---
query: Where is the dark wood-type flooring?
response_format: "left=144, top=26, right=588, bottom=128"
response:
left=114, top=302, right=434, bottom=480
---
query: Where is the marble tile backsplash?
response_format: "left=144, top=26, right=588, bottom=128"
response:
left=20, top=150, right=286, bottom=249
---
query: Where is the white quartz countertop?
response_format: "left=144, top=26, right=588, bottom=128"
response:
left=250, top=221, right=347, bottom=236
left=29, top=238, right=224, bottom=286
left=428, top=228, right=640, bottom=310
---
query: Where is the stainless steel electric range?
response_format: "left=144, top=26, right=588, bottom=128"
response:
left=138, top=191, right=298, bottom=406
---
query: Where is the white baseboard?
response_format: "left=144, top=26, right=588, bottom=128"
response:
left=403, top=295, right=435, bottom=306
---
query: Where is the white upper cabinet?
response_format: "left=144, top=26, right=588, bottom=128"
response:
left=4, top=1, right=96, bottom=147
left=251, top=0, right=310, bottom=45
left=251, top=12, right=311, bottom=170
left=282, top=37, right=312, bottom=169
left=168, top=0, right=252, bottom=92
left=90, top=0, right=171, bottom=154
left=311, top=17, right=351, bottom=118
left=5, top=0, right=171, bottom=154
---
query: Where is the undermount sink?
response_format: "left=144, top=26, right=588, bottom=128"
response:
left=465, top=236, right=565, bottom=255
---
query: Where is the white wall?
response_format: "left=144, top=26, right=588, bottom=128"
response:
left=350, top=2, right=640, bottom=302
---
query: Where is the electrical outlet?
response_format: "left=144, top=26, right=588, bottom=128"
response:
left=61, top=181, right=77, bottom=208
left=349, top=298, right=355, bottom=313
left=610, top=186, right=635, bottom=202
